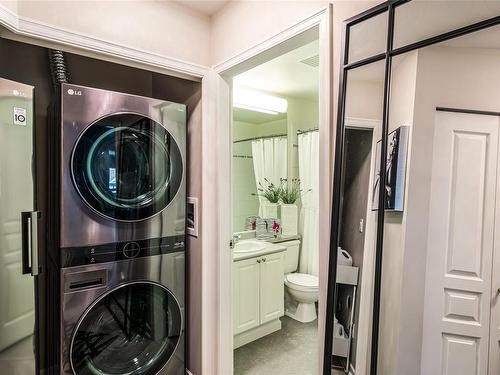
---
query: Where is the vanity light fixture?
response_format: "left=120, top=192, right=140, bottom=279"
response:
left=233, top=86, right=288, bottom=115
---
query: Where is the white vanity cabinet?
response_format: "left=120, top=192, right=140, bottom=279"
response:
left=233, top=257, right=261, bottom=334
left=259, top=252, right=284, bottom=324
left=233, top=250, right=285, bottom=346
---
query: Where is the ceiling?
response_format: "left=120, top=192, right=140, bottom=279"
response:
left=234, top=40, right=319, bottom=102
left=233, top=39, right=319, bottom=124
left=174, top=0, right=229, bottom=16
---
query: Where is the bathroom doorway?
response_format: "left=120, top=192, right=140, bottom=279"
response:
left=230, top=34, right=321, bottom=374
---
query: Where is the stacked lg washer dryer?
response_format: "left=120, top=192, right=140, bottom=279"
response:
left=56, top=84, right=186, bottom=375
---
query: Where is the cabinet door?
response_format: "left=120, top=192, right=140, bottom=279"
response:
left=259, top=252, right=284, bottom=324
left=233, top=257, right=260, bottom=334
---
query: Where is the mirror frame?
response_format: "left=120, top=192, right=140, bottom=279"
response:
left=323, top=1, right=500, bottom=374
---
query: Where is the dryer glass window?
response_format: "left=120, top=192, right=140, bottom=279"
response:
left=71, top=282, right=182, bottom=375
left=72, top=113, right=183, bottom=221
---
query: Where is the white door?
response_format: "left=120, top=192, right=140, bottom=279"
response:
left=233, top=257, right=260, bottom=335
left=0, top=78, right=35, bottom=352
left=490, top=122, right=500, bottom=375
left=421, top=111, right=499, bottom=375
left=259, top=252, right=284, bottom=324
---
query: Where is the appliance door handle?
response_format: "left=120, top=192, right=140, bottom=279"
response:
left=21, top=211, right=41, bottom=276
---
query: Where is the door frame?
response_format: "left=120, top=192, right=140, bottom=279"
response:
left=344, top=117, right=381, bottom=375
left=201, top=5, right=333, bottom=374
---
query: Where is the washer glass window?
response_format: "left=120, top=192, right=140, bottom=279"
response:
left=71, top=282, right=182, bottom=375
left=72, top=113, right=183, bottom=221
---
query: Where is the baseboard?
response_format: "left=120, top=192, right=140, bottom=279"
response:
left=233, top=319, right=281, bottom=349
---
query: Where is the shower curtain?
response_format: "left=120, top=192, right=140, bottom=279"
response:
left=298, top=131, right=319, bottom=276
left=251, top=137, right=288, bottom=216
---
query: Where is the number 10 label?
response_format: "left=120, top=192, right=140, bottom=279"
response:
left=13, top=107, right=27, bottom=126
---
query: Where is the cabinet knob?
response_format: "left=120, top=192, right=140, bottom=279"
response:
left=262, top=257, right=266, bottom=262
left=257, top=259, right=261, bottom=263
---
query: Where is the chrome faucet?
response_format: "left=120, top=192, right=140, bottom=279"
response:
left=230, top=233, right=242, bottom=249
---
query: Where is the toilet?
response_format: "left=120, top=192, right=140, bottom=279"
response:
left=281, top=240, right=319, bottom=323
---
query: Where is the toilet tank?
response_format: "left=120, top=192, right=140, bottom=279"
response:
left=281, top=240, right=301, bottom=274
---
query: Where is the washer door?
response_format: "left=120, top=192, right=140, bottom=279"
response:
left=70, top=282, right=182, bottom=375
left=72, top=113, right=183, bottom=221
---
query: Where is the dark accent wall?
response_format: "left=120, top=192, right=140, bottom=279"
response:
left=339, top=128, right=373, bottom=369
left=0, top=36, right=202, bottom=374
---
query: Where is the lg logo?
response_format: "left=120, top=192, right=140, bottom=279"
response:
left=67, top=89, right=82, bottom=96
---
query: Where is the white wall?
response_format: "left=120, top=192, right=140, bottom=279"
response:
left=233, top=119, right=287, bottom=141
left=285, top=97, right=319, bottom=184
left=377, top=51, right=418, bottom=375
left=345, top=79, right=384, bottom=120
left=232, top=96, right=318, bottom=232
left=2, top=0, right=211, bottom=67
left=0, top=0, right=16, bottom=13
left=232, top=140, right=259, bottom=232
left=210, top=0, right=327, bottom=66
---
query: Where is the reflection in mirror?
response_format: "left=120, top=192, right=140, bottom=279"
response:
left=348, top=11, right=388, bottom=63
left=393, top=0, right=500, bottom=49
left=331, top=60, right=384, bottom=375
left=377, top=22, right=500, bottom=375
left=0, top=78, right=35, bottom=372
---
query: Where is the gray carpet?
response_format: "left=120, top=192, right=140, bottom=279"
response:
left=234, top=316, right=318, bottom=375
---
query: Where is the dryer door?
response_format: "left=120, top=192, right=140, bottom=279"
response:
left=72, top=113, right=183, bottom=222
left=70, top=281, right=182, bottom=375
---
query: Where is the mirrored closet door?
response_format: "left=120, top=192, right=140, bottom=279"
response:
left=325, top=2, right=500, bottom=375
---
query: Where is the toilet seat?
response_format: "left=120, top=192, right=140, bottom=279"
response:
left=285, top=273, right=319, bottom=292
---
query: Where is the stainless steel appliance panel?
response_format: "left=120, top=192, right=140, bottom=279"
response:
left=60, top=252, right=185, bottom=375
left=60, top=84, right=186, bottom=248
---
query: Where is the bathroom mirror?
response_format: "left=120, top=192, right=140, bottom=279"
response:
left=377, top=21, right=500, bottom=375
left=347, top=10, right=388, bottom=64
left=331, top=59, right=384, bottom=374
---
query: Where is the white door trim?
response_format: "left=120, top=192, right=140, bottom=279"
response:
left=345, top=117, right=382, bottom=375
left=204, top=5, right=332, bottom=375
left=0, top=4, right=208, bottom=80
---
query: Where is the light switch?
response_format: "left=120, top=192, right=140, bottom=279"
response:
left=187, top=197, right=198, bottom=237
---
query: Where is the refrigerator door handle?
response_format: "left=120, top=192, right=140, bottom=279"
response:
left=21, top=211, right=41, bottom=276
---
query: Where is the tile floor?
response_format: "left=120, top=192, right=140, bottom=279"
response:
left=234, top=316, right=318, bottom=375
left=0, top=336, right=35, bottom=375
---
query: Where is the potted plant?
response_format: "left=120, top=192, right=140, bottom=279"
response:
left=279, top=178, right=306, bottom=236
left=255, top=179, right=281, bottom=219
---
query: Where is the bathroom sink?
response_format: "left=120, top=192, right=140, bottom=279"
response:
left=234, top=240, right=267, bottom=253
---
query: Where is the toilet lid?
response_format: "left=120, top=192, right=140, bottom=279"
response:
left=286, top=273, right=319, bottom=288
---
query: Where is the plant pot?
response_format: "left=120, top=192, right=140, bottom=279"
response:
left=280, top=204, right=298, bottom=236
left=262, top=202, right=279, bottom=219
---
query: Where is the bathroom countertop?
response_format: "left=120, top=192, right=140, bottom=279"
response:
left=265, top=235, right=301, bottom=244
left=233, top=242, right=286, bottom=262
